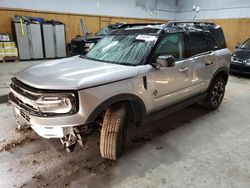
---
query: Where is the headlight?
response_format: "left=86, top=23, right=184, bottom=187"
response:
left=36, top=94, right=77, bottom=114
left=84, top=42, right=95, bottom=51
left=243, top=59, right=250, bottom=65
left=231, top=54, right=237, bottom=61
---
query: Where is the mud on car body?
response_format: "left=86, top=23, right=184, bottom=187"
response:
left=9, top=22, right=231, bottom=160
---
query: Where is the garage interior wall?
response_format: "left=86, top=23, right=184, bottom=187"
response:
left=0, top=0, right=178, bottom=20
left=177, top=0, right=250, bottom=51
left=0, top=0, right=250, bottom=51
left=0, top=0, right=178, bottom=43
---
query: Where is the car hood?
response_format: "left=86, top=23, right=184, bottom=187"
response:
left=15, top=56, right=140, bottom=90
left=233, top=48, right=250, bottom=59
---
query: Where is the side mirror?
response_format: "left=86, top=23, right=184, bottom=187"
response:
left=151, top=55, right=176, bottom=69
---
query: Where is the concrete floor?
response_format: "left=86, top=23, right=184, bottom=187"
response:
left=0, top=61, right=250, bottom=188
left=0, top=61, right=39, bottom=96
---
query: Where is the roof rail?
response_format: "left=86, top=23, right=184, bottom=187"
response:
left=119, top=23, right=164, bottom=29
left=166, top=21, right=215, bottom=27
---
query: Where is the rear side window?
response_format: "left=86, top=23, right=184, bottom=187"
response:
left=204, top=31, right=219, bottom=50
left=189, top=32, right=208, bottom=56
left=209, top=27, right=226, bottom=49
left=194, top=25, right=226, bottom=49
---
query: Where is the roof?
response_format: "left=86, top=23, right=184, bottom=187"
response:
left=110, top=21, right=219, bottom=35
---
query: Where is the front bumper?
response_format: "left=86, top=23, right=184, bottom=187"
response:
left=8, top=79, right=87, bottom=139
left=9, top=98, right=85, bottom=138
left=230, top=61, right=250, bottom=75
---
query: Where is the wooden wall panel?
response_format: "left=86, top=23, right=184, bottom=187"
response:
left=83, top=16, right=100, bottom=35
left=2, top=8, right=250, bottom=53
left=210, top=18, right=250, bottom=51
left=0, top=8, right=166, bottom=43
left=100, top=17, right=111, bottom=29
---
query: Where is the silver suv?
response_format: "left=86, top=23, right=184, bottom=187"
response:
left=9, top=22, right=231, bottom=160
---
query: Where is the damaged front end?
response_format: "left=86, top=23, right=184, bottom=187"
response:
left=59, top=124, right=94, bottom=152
left=8, top=78, right=95, bottom=152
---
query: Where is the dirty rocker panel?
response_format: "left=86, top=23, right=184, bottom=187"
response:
left=146, top=92, right=207, bottom=123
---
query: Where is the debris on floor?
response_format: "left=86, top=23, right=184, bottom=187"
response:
left=0, top=136, right=35, bottom=152
left=15, top=126, right=32, bottom=133
left=0, top=94, right=8, bottom=104
left=132, top=135, right=152, bottom=144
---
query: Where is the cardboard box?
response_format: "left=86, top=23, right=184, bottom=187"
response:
left=4, top=48, right=10, bottom=56
left=11, top=48, right=18, bottom=57
left=0, top=48, right=5, bottom=61
left=10, top=42, right=16, bottom=48
left=0, top=48, right=5, bottom=57
left=3, top=47, right=18, bottom=57
left=3, top=42, right=16, bottom=49
left=3, top=42, right=12, bottom=49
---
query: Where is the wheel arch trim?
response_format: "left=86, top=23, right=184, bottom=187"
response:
left=86, top=94, right=147, bottom=123
left=209, top=67, right=229, bottom=87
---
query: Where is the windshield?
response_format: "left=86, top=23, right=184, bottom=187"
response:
left=95, top=26, right=111, bottom=36
left=241, top=39, right=250, bottom=49
left=85, top=34, right=157, bottom=66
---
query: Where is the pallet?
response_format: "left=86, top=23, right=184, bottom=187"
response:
left=0, top=56, right=19, bottom=63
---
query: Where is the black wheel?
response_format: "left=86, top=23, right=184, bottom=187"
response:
left=100, top=103, right=128, bottom=160
left=203, top=77, right=226, bottom=110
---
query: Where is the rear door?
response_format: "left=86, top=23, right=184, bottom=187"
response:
left=187, top=31, right=217, bottom=97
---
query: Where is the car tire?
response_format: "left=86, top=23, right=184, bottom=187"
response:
left=100, top=103, right=128, bottom=160
left=203, top=76, right=226, bottom=110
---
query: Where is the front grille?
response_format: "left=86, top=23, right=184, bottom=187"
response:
left=9, top=78, right=79, bottom=117
left=232, top=57, right=245, bottom=62
left=9, top=79, right=43, bottom=116
left=71, top=40, right=85, bottom=54
left=230, top=64, right=250, bottom=72
left=20, top=109, right=30, bottom=122
left=11, top=80, right=38, bottom=101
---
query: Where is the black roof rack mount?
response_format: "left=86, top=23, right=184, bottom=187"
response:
left=167, top=21, right=216, bottom=27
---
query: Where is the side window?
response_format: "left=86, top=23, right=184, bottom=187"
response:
left=210, top=28, right=226, bottom=49
left=154, top=33, right=185, bottom=60
left=189, top=32, right=208, bottom=56
left=204, top=32, right=219, bottom=50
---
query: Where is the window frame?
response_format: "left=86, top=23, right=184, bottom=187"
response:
left=187, top=31, right=211, bottom=58
left=240, top=38, right=250, bottom=49
left=204, top=31, right=220, bottom=51
left=146, top=31, right=188, bottom=64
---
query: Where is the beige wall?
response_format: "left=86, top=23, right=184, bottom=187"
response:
left=0, top=8, right=167, bottom=43
left=210, top=18, right=250, bottom=51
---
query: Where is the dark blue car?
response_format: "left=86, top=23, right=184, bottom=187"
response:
left=231, top=38, right=250, bottom=74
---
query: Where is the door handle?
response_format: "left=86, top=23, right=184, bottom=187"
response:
left=205, top=62, right=214, bottom=66
left=179, top=67, right=189, bottom=73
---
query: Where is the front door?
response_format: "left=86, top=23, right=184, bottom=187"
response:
left=147, top=33, right=193, bottom=113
